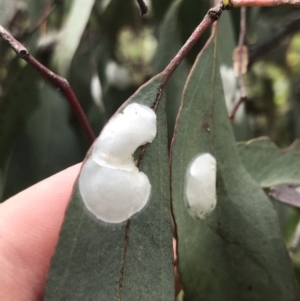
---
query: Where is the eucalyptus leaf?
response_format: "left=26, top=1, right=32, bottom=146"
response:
left=0, top=65, right=40, bottom=201
left=3, top=82, right=84, bottom=200
left=151, top=0, right=173, bottom=22
left=171, top=34, right=300, bottom=301
left=45, top=75, right=174, bottom=301
left=238, top=137, right=300, bottom=188
left=0, top=0, right=17, bottom=25
left=52, top=0, right=95, bottom=76
left=153, top=0, right=189, bottom=143
left=178, top=0, right=211, bottom=64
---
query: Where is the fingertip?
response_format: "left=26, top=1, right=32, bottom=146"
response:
left=0, top=163, right=81, bottom=301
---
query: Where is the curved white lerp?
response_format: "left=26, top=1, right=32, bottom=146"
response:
left=79, top=103, right=157, bottom=223
left=185, top=153, right=217, bottom=219
left=92, top=103, right=157, bottom=170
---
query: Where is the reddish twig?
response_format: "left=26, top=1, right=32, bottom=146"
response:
left=238, top=7, right=247, bottom=53
left=228, top=0, right=300, bottom=6
left=229, top=96, right=247, bottom=122
left=160, top=3, right=224, bottom=90
left=0, top=25, right=96, bottom=144
left=165, top=0, right=300, bottom=93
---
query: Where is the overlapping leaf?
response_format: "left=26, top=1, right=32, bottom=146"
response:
left=45, top=75, right=174, bottom=301
left=3, top=82, right=84, bottom=200
left=153, top=0, right=189, bottom=143
left=171, top=33, right=300, bottom=300
left=0, top=65, right=40, bottom=201
left=238, top=137, right=300, bottom=188
left=52, top=0, right=95, bottom=76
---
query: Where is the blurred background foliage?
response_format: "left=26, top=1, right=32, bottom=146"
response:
left=1, top=0, right=300, bottom=281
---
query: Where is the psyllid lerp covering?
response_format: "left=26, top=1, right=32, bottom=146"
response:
left=79, top=103, right=157, bottom=223
left=185, top=153, right=217, bottom=219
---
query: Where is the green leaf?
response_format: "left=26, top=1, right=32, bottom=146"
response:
left=217, top=12, right=236, bottom=68
left=3, top=82, right=85, bottom=199
left=178, top=0, right=211, bottom=63
left=238, top=137, right=300, bottom=188
left=0, top=64, right=40, bottom=201
left=153, top=0, right=189, bottom=143
left=52, top=0, right=95, bottom=76
left=27, top=0, right=53, bottom=26
left=151, top=0, right=173, bottom=22
left=0, top=1, right=16, bottom=25
left=171, top=35, right=300, bottom=300
left=45, top=74, right=174, bottom=301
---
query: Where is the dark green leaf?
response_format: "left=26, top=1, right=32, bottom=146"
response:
left=0, top=1, right=17, bottom=25
left=171, top=35, right=300, bottom=301
left=151, top=0, right=173, bottom=22
left=178, top=0, right=211, bottom=64
left=153, top=0, right=189, bottom=143
left=238, top=137, right=300, bottom=188
left=3, top=82, right=85, bottom=199
left=51, top=0, right=95, bottom=76
left=45, top=74, right=174, bottom=301
left=0, top=65, right=40, bottom=201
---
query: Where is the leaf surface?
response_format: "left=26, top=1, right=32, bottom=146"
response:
left=0, top=65, right=40, bottom=201
left=171, top=34, right=300, bottom=301
left=3, top=82, right=84, bottom=199
left=52, top=0, right=95, bottom=76
left=238, top=137, right=300, bottom=188
left=153, top=0, right=189, bottom=143
left=45, top=75, right=174, bottom=301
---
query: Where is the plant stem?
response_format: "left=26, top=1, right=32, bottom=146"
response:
left=229, top=96, right=247, bottom=122
left=229, top=0, right=300, bottom=6
left=160, top=3, right=224, bottom=90
left=0, top=25, right=96, bottom=144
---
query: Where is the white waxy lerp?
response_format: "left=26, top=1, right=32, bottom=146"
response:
left=185, top=153, right=217, bottom=219
left=92, top=103, right=157, bottom=170
left=79, top=103, right=157, bottom=223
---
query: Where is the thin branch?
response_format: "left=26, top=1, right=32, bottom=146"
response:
left=229, top=96, right=247, bottom=122
left=0, top=25, right=96, bottom=144
left=228, top=0, right=300, bottom=6
left=238, top=7, right=247, bottom=47
left=159, top=3, right=224, bottom=91
left=135, top=0, right=148, bottom=16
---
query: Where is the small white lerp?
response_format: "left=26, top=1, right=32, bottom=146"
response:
left=79, top=103, right=157, bottom=223
left=185, top=153, right=217, bottom=219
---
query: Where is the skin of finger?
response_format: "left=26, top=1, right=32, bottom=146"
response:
left=0, top=163, right=81, bottom=301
